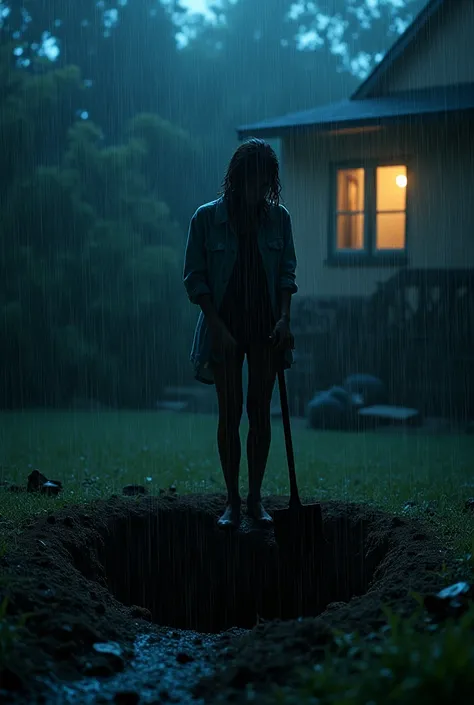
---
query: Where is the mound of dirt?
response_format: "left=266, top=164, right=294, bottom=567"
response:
left=0, top=493, right=450, bottom=702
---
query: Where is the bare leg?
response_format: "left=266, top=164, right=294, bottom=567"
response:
left=213, top=348, right=245, bottom=528
left=246, top=345, right=279, bottom=523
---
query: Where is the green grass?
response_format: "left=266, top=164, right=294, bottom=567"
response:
left=1, top=410, right=473, bottom=554
left=264, top=604, right=474, bottom=705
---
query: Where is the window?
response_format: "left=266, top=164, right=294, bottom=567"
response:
left=331, top=163, right=408, bottom=264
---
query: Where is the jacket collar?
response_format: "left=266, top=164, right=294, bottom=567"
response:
left=214, top=196, right=228, bottom=225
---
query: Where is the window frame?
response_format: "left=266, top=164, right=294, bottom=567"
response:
left=326, top=157, right=411, bottom=268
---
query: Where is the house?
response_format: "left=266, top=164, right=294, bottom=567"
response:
left=237, top=0, right=474, bottom=418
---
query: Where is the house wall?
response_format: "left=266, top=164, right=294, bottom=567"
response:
left=282, top=118, right=474, bottom=298
left=375, top=0, right=474, bottom=95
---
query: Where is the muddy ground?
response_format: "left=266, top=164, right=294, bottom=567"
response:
left=0, top=493, right=451, bottom=704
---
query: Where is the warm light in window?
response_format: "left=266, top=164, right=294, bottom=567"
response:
left=396, top=174, right=407, bottom=188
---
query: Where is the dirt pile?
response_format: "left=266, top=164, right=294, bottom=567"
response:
left=0, top=493, right=450, bottom=702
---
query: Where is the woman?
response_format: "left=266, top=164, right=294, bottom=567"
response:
left=183, top=138, right=298, bottom=529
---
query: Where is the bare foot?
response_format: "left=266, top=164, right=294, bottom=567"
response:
left=217, top=503, right=241, bottom=529
left=247, top=498, right=273, bottom=525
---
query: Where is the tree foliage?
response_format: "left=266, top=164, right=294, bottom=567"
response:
left=0, top=51, right=192, bottom=408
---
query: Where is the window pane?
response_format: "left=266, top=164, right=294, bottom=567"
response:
left=376, top=165, right=407, bottom=212
left=376, top=212, right=406, bottom=250
left=337, top=168, right=364, bottom=212
left=337, top=214, right=364, bottom=250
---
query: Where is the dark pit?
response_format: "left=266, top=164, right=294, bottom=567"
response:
left=96, top=495, right=391, bottom=633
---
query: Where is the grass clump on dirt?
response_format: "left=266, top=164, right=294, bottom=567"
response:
left=265, top=604, right=474, bottom=705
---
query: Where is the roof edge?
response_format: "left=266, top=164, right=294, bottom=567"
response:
left=351, top=0, right=446, bottom=100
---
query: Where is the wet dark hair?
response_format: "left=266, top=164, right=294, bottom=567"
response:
left=221, top=138, right=282, bottom=209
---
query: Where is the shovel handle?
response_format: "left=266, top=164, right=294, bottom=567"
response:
left=277, top=367, right=301, bottom=507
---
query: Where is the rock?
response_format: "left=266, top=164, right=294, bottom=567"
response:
left=464, top=498, right=474, bottom=512
left=328, top=385, right=352, bottom=408
left=93, top=641, right=123, bottom=659
left=27, top=469, right=49, bottom=492
left=114, top=691, right=140, bottom=705
left=343, top=374, right=387, bottom=407
left=307, top=389, right=355, bottom=430
left=424, top=582, right=474, bottom=620
left=358, top=405, right=421, bottom=427
left=402, top=500, right=437, bottom=516
left=41, top=481, right=62, bottom=497
left=81, top=642, right=125, bottom=676
left=122, top=484, right=147, bottom=496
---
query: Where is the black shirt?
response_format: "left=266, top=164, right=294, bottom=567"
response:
left=219, top=224, right=275, bottom=347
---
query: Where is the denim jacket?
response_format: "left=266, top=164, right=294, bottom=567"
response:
left=183, top=196, right=298, bottom=384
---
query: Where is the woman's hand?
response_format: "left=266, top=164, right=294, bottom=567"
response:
left=271, top=315, right=294, bottom=351
left=209, top=318, right=237, bottom=355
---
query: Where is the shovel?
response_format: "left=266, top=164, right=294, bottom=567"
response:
left=271, top=366, right=324, bottom=553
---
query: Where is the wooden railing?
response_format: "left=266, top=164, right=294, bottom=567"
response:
left=288, top=269, right=474, bottom=420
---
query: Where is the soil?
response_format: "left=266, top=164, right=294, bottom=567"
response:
left=0, top=492, right=451, bottom=704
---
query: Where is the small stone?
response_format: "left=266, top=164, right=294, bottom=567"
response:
left=41, top=481, right=62, bottom=497
left=27, top=469, right=48, bottom=492
left=93, top=642, right=123, bottom=658
left=84, top=645, right=124, bottom=676
left=424, top=581, right=474, bottom=620
left=176, top=651, right=193, bottom=664
left=122, top=484, right=147, bottom=496
left=114, top=691, right=140, bottom=705
left=464, top=498, right=474, bottom=512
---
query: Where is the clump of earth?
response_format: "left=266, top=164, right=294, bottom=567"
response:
left=0, top=493, right=451, bottom=703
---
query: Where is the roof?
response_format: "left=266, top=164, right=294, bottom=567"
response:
left=352, top=0, right=447, bottom=99
left=237, top=82, right=474, bottom=138
left=237, top=0, right=458, bottom=139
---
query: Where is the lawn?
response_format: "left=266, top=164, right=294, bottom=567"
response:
left=1, top=410, right=473, bottom=556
